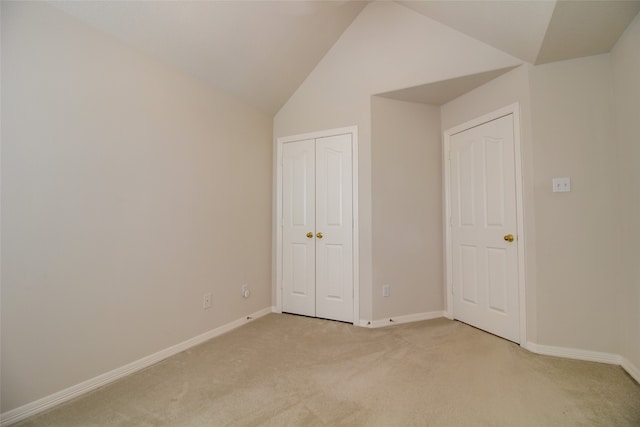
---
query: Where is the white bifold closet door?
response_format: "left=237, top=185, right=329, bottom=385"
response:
left=282, top=133, right=353, bottom=323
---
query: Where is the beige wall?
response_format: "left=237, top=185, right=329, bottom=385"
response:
left=274, top=1, right=520, bottom=322
left=371, top=97, right=443, bottom=319
left=440, top=65, right=538, bottom=342
left=441, top=55, right=628, bottom=356
left=612, top=14, right=640, bottom=371
left=1, top=2, right=272, bottom=412
left=529, top=54, right=621, bottom=353
left=442, top=51, right=637, bottom=360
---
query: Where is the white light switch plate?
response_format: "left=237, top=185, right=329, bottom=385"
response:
left=552, top=177, right=571, bottom=193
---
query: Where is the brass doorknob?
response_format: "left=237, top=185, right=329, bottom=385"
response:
left=316, top=232, right=324, bottom=239
left=306, top=232, right=313, bottom=239
left=504, top=234, right=514, bottom=242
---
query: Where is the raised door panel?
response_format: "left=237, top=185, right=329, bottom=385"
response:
left=460, top=244, right=479, bottom=305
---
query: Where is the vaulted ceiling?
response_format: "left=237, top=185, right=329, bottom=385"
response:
left=49, top=0, right=640, bottom=114
left=400, top=0, right=640, bottom=65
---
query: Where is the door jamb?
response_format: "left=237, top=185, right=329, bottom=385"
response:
left=442, top=103, right=527, bottom=345
left=275, top=126, right=359, bottom=325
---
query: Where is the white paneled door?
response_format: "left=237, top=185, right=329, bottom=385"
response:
left=282, top=133, right=353, bottom=323
left=282, top=139, right=316, bottom=317
left=449, top=114, right=520, bottom=343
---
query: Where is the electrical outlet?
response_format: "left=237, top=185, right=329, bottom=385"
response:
left=382, top=284, right=390, bottom=297
left=241, top=284, right=250, bottom=298
left=552, top=177, right=571, bottom=193
left=203, top=293, right=212, bottom=309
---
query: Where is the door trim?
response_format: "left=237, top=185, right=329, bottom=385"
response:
left=443, top=104, right=526, bottom=345
left=275, top=126, right=359, bottom=324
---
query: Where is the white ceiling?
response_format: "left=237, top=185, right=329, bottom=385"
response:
left=376, top=66, right=519, bottom=106
left=400, top=0, right=640, bottom=65
left=398, top=1, right=557, bottom=65
left=49, top=0, right=640, bottom=113
left=49, top=0, right=368, bottom=114
left=535, top=0, right=640, bottom=64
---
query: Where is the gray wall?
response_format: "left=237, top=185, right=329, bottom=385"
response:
left=371, top=97, right=443, bottom=319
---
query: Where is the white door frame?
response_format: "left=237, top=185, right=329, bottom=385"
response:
left=275, top=126, right=359, bottom=324
left=443, top=104, right=527, bottom=345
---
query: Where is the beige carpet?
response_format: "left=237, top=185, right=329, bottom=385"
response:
left=16, top=314, right=640, bottom=426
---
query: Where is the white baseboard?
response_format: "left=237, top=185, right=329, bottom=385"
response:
left=526, top=342, right=640, bottom=385
left=5, top=309, right=637, bottom=426
left=621, top=357, right=640, bottom=384
left=0, top=307, right=273, bottom=427
left=526, top=341, right=622, bottom=365
left=360, top=311, right=445, bottom=328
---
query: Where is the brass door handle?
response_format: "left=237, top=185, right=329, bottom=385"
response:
left=306, top=232, right=313, bottom=239
left=316, top=232, right=323, bottom=239
left=504, top=234, right=514, bottom=242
